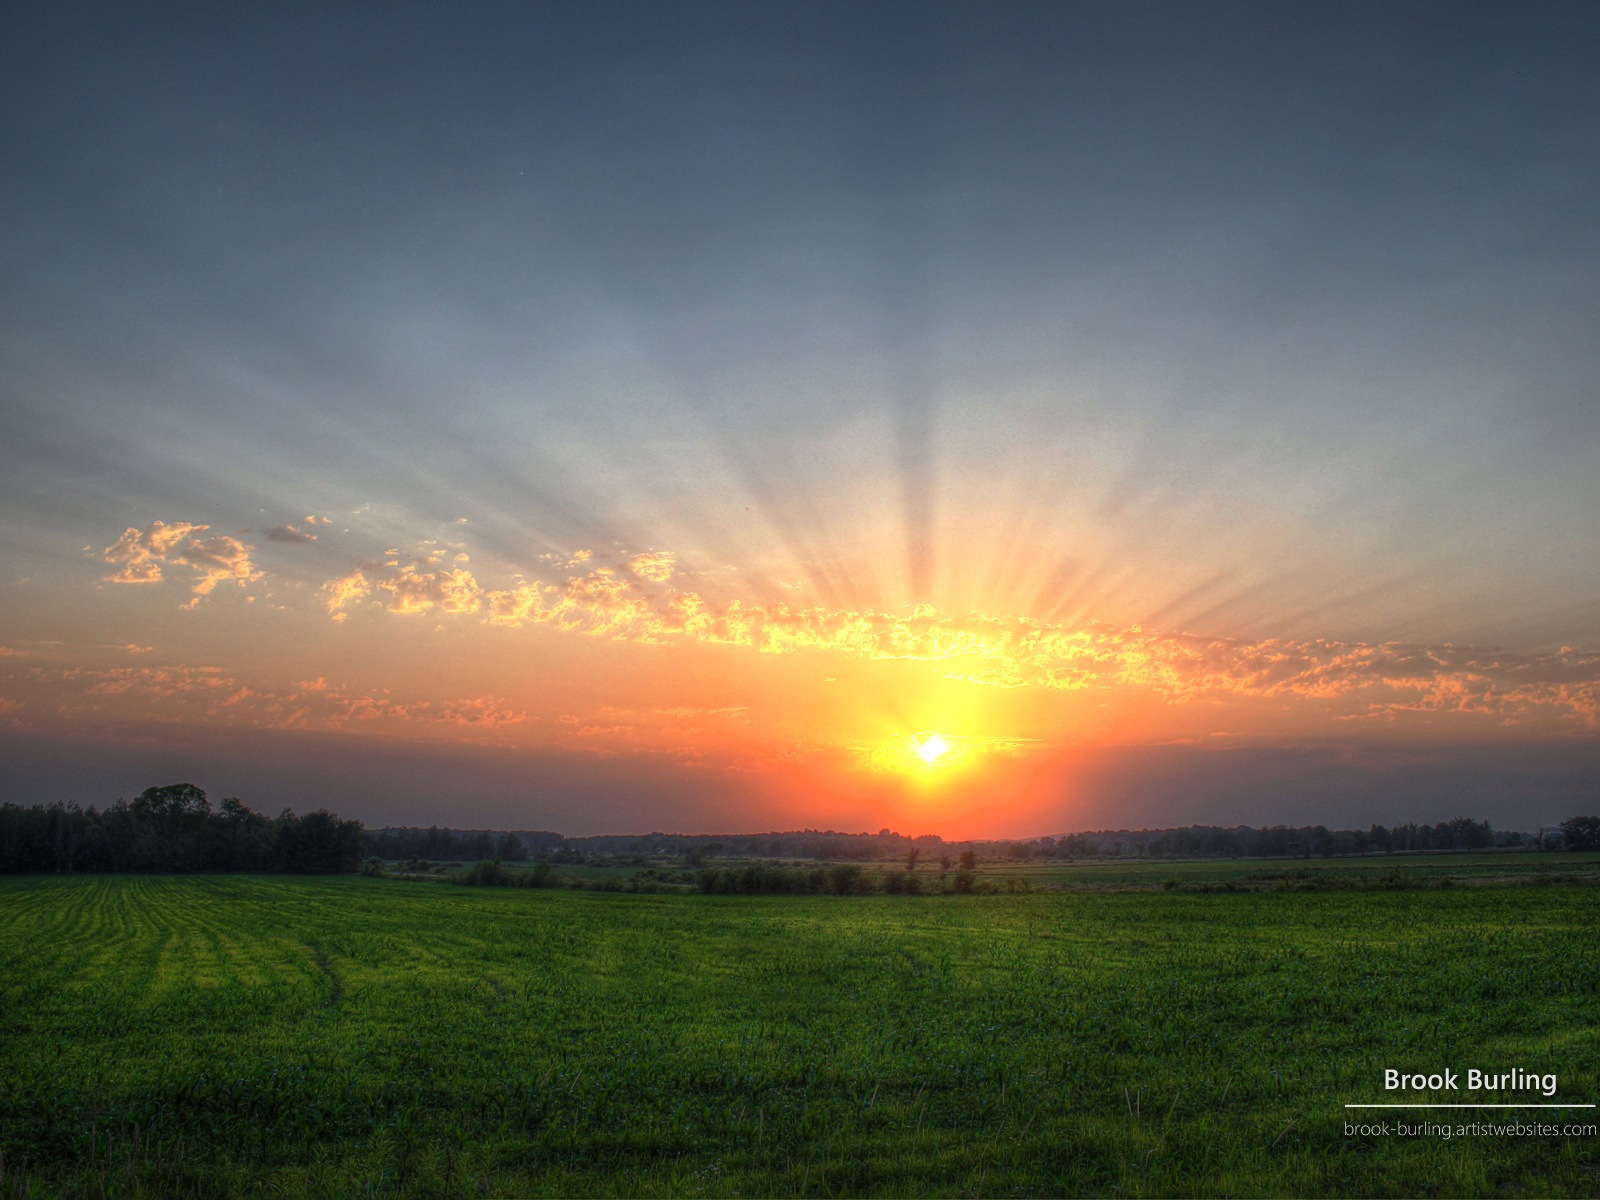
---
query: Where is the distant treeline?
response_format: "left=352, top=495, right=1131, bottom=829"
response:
left=1056, top=819, right=1509, bottom=860
left=694, top=864, right=981, bottom=896
left=11, top=797, right=1595, bottom=877
left=363, top=825, right=532, bottom=863
left=0, top=785, right=363, bottom=874
left=1046, top=817, right=1599, bottom=858
left=372, top=817, right=1598, bottom=867
left=454, top=817, right=1581, bottom=865
left=547, top=829, right=948, bottom=861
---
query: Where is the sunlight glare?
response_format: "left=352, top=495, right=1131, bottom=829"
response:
left=914, top=732, right=950, bottom=765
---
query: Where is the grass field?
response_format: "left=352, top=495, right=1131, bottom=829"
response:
left=2, top=870, right=1598, bottom=1197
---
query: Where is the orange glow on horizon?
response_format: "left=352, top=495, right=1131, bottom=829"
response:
left=8, top=512, right=1593, bottom=840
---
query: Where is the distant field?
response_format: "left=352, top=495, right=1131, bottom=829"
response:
left=2, top=870, right=1597, bottom=1197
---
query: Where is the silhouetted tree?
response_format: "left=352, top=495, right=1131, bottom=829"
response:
left=0, top=786, right=362, bottom=873
left=1561, top=816, right=1600, bottom=852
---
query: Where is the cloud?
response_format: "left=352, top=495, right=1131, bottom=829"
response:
left=322, top=568, right=373, bottom=620
left=387, top=564, right=482, bottom=615
left=324, top=563, right=483, bottom=617
left=2, top=658, right=528, bottom=739
left=171, top=535, right=259, bottom=597
left=304, top=515, right=331, bottom=525
left=103, top=520, right=261, bottom=602
left=628, top=551, right=676, bottom=583
left=318, top=551, right=1600, bottom=728
left=103, top=520, right=203, bottom=584
left=263, top=524, right=316, bottom=543
left=436, top=698, right=528, bottom=728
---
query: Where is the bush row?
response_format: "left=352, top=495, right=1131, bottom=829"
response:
left=694, top=864, right=998, bottom=895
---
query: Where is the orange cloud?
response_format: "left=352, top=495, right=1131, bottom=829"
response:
left=320, top=555, right=1600, bottom=728
left=4, top=658, right=528, bottom=739
left=173, top=534, right=259, bottom=598
left=103, top=520, right=260, bottom=602
left=323, top=563, right=484, bottom=617
left=103, top=520, right=202, bottom=584
left=322, top=568, right=373, bottom=620
left=628, top=551, right=676, bottom=583
left=386, top=564, right=482, bottom=615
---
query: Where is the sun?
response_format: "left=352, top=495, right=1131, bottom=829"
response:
left=913, top=732, right=950, bottom=765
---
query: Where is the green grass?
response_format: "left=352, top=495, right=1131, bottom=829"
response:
left=2, top=872, right=1597, bottom=1196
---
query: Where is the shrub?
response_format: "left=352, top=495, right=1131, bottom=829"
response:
left=452, top=860, right=555, bottom=888
left=694, top=865, right=824, bottom=895
left=826, top=863, right=863, bottom=895
left=456, top=860, right=515, bottom=887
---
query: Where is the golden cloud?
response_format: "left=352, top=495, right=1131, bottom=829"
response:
left=628, top=551, right=676, bottom=583
left=323, top=563, right=484, bottom=617
left=103, top=520, right=260, bottom=602
left=103, top=520, right=202, bottom=584
left=321, top=554, right=1600, bottom=728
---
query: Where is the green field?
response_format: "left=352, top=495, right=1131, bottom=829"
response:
left=3, top=871, right=1597, bottom=1197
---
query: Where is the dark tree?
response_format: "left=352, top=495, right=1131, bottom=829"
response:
left=276, top=808, right=364, bottom=873
left=0, top=786, right=362, bottom=874
left=1561, top=816, right=1600, bottom=852
left=131, top=783, right=214, bottom=869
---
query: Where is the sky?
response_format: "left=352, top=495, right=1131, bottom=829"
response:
left=2, top=0, right=1599, bottom=837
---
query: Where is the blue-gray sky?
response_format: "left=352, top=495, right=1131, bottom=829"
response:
left=2, top=1, right=1598, bottom=833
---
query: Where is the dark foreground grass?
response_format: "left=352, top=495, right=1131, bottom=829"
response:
left=2, top=874, right=1597, bottom=1197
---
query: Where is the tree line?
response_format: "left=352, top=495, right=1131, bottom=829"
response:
left=513, top=818, right=1587, bottom=865
left=1045, top=819, right=1504, bottom=860
left=364, top=825, right=529, bottom=863
left=0, top=785, right=363, bottom=874
left=379, top=817, right=1600, bottom=868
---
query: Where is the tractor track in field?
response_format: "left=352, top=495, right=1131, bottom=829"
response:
left=307, top=940, right=344, bottom=1009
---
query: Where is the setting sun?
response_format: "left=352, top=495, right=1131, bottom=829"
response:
left=914, top=733, right=950, bottom=765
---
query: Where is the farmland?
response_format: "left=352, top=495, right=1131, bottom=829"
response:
left=2, top=869, right=1598, bottom=1197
